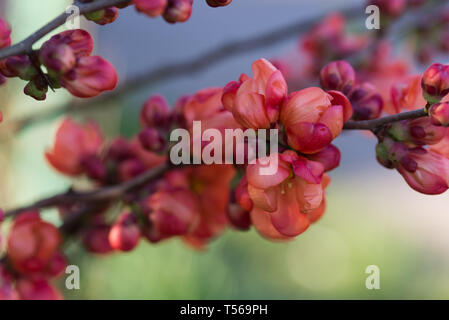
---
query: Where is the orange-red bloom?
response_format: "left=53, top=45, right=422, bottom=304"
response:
left=280, top=87, right=352, bottom=154
left=223, top=58, right=287, bottom=129
left=45, top=118, right=103, bottom=176
left=246, top=151, right=329, bottom=239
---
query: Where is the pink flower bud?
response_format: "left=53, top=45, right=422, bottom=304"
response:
left=80, top=154, right=107, bottom=182
left=0, top=18, right=11, bottom=49
left=388, top=118, right=446, bottom=146
left=138, top=128, right=166, bottom=152
left=397, top=148, right=449, bottom=195
left=45, top=118, right=103, bottom=176
left=163, top=0, right=193, bottom=23
left=227, top=203, right=251, bottom=230
left=306, top=144, right=341, bottom=172
left=44, top=29, right=93, bottom=59
left=429, top=102, right=449, bottom=127
left=60, top=55, right=118, bottom=98
left=107, top=137, right=136, bottom=162
left=84, top=7, right=119, bottom=25
left=24, top=75, right=48, bottom=101
left=16, top=278, right=62, bottom=300
left=39, top=42, right=76, bottom=75
left=134, top=0, right=167, bottom=17
left=140, top=94, right=172, bottom=129
left=320, top=60, right=355, bottom=94
left=109, top=212, right=141, bottom=252
left=206, top=0, right=232, bottom=7
left=347, top=82, right=383, bottom=120
left=421, top=63, right=449, bottom=104
left=118, top=158, right=146, bottom=181
left=82, top=224, right=113, bottom=254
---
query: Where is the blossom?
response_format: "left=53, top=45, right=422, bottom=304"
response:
left=320, top=60, right=355, bottom=94
left=421, top=63, right=449, bottom=104
left=385, top=75, right=426, bottom=114
left=7, top=212, right=61, bottom=275
left=45, top=118, right=103, bottom=176
left=109, top=212, right=141, bottom=251
left=206, top=0, right=232, bottom=7
left=223, top=58, right=287, bottom=129
left=16, top=278, right=62, bottom=300
left=280, top=87, right=352, bottom=153
left=84, top=7, right=119, bottom=25
left=429, top=102, right=449, bottom=127
left=134, top=0, right=167, bottom=17
left=246, top=151, right=329, bottom=239
left=163, top=0, right=193, bottom=23
left=140, top=94, right=173, bottom=129
left=347, top=82, right=383, bottom=120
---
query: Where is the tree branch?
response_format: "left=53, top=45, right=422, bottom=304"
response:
left=0, top=0, right=130, bottom=61
left=343, top=108, right=428, bottom=130
left=3, top=161, right=171, bottom=218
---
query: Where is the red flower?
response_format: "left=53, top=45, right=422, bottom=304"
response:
left=281, top=87, right=352, bottom=153
left=16, top=277, right=62, bottom=300
left=7, top=212, right=61, bottom=275
left=0, top=18, right=11, bottom=49
left=109, top=212, right=141, bottom=252
left=45, top=118, right=103, bottom=176
left=223, top=58, right=287, bottom=129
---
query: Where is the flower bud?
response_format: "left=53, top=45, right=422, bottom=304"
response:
left=16, top=278, right=62, bottom=300
left=389, top=118, right=446, bottom=146
left=134, top=0, right=167, bottom=17
left=80, top=154, right=107, bottom=182
left=138, top=128, right=166, bottom=153
left=421, top=63, right=449, bottom=104
left=140, top=94, right=172, bottom=129
left=227, top=202, right=251, bottom=231
left=306, top=144, right=341, bottom=172
left=118, top=158, right=146, bottom=181
left=206, top=0, right=232, bottom=7
left=0, top=18, right=11, bottom=49
left=44, top=29, right=93, bottom=59
left=347, top=82, right=383, bottom=120
left=82, top=224, right=113, bottom=254
left=84, top=7, right=119, bottom=25
left=163, top=0, right=193, bottom=23
left=24, top=75, right=48, bottom=101
left=109, top=212, right=141, bottom=252
left=39, top=42, right=76, bottom=75
left=320, top=60, right=355, bottom=94
left=0, top=55, right=38, bottom=80
left=107, top=137, right=136, bottom=162
left=429, top=102, right=449, bottom=127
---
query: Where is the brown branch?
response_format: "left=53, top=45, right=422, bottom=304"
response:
left=3, top=161, right=171, bottom=219
left=0, top=0, right=131, bottom=61
left=343, top=108, right=428, bottom=131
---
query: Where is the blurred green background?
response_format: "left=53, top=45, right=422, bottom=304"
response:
left=1, top=0, right=449, bottom=300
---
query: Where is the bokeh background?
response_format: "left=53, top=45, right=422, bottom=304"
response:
left=1, top=0, right=449, bottom=299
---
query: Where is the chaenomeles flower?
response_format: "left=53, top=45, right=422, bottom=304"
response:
left=429, top=102, right=449, bottom=127
left=223, top=58, right=287, bottom=129
left=163, top=0, right=193, bottom=23
left=385, top=75, right=426, bottom=115
left=109, top=212, right=141, bottom=252
left=39, top=29, right=118, bottom=98
left=16, top=277, right=62, bottom=300
left=140, top=94, right=173, bottom=129
left=246, top=151, right=329, bottom=239
left=320, top=60, right=356, bottom=95
left=45, top=118, right=103, bottom=176
left=280, top=87, right=352, bottom=154
left=7, top=212, right=61, bottom=275
left=134, top=0, right=167, bottom=17
left=388, top=117, right=446, bottom=146
left=347, top=82, right=383, bottom=120
left=0, top=17, right=11, bottom=49
left=368, top=0, right=406, bottom=17
left=82, top=223, right=113, bottom=254
left=306, top=144, right=341, bottom=172
left=421, top=63, right=449, bottom=104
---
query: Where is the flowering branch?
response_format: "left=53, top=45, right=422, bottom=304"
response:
left=0, top=0, right=130, bottom=61
left=343, top=108, right=428, bottom=130
left=3, top=161, right=171, bottom=219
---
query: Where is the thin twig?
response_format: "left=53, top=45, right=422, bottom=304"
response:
left=3, top=161, right=171, bottom=218
left=0, top=0, right=130, bottom=60
left=343, top=108, right=428, bottom=130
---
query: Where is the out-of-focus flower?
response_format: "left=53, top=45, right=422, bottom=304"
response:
left=84, top=7, right=119, bottom=25
left=16, top=278, right=62, bottom=300
left=223, top=58, right=287, bottom=129
left=320, top=60, right=355, bottom=94
left=109, top=212, right=141, bottom=252
left=140, top=94, right=173, bottom=129
left=0, top=18, right=11, bottom=49
left=246, top=151, right=328, bottom=239
left=206, top=0, right=232, bottom=7
left=368, top=0, right=406, bottom=17
left=163, top=0, right=193, bottom=23
left=139, top=127, right=166, bottom=152
left=45, top=118, right=103, bottom=176
left=385, top=75, right=426, bottom=114
left=421, top=63, right=449, bottom=104
left=134, top=0, right=167, bottom=17
left=429, top=102, right=449, bottom=127
left=306, top=144, right=341, bottom=172
left=7, top=212, right=61, bottom=275
left=82, top=223, right=113, bottom=254
left=280, top=87, right=352, bottom=153
left=347, top=82, right=383, bottom=120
